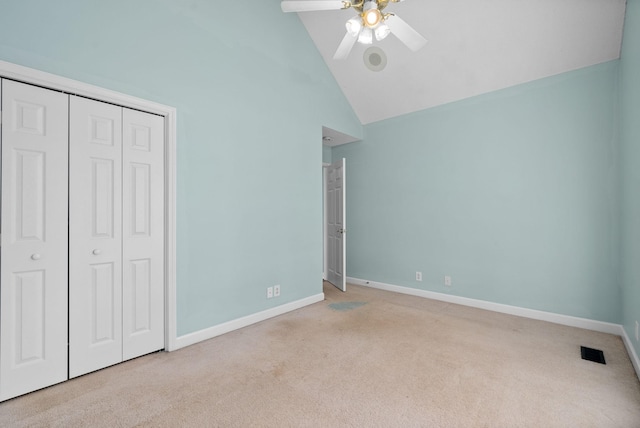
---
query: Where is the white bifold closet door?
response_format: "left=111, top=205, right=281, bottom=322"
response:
left=69, top=96, right=164, bottom=378
left=121, top=108, right=165, bottom=361
left=69, top=96, right=124, bottom=377
left=0, top=79, right=69, bottom=400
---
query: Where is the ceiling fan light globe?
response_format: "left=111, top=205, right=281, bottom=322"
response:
left=375, top=23, right=391, bottom=41
left=358, top=27, right=373, bottom=44
left=346, top=16, right=363, bottom=37
left=363, top=9, right=382, bottom=27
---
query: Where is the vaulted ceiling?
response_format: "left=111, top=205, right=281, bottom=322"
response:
left=295, top=0, right=627, bottom=126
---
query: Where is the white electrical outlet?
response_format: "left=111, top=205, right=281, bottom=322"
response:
left=267, top=287, right=273, bottom=299
left=274, top=285, right=281, bottom=297
left=416, top=272, right=422, bottom=281
left=444, top=276, right=452, bottom=286
left=636, top=321, right=639, bottom=342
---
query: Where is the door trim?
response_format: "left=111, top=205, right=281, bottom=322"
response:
left=322, top=162, right=330, bottom=281
left=0, top=60, right=179, bottom=352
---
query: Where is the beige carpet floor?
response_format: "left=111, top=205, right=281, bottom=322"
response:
left=1, top=282, right=639, bottom=427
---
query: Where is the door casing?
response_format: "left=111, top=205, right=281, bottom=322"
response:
left=0, top=60, right=179, bottom=352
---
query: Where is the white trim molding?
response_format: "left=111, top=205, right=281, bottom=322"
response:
left=347, top=277, right=622, bottom=334
left=622, top=328, right=640, bottom=379
left=174, top=293, right=325, bottom=350
left=348, top=277, right=640, bottom=379
left=0, top=60, right=179, bottom=353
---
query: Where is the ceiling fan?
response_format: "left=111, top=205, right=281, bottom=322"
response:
left=281, top=0, right=427, bottom=60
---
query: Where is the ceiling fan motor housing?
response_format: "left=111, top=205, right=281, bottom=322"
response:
left=354, top=0, right=394, bottom=13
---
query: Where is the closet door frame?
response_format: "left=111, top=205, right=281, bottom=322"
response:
left=0, top=60, right=179, bottom=352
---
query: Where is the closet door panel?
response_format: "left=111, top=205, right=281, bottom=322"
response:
left=69, top=96, right=123, bottom=378
left=122, top=108, right=164, bottom=360
left=0, top=79, right=69, bottom=401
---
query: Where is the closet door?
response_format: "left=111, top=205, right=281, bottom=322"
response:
left=0, top=80, right=69, bottom=400
left=122, top=108, right=165, bottom=360
left=69, top=96, right=123, bottom=378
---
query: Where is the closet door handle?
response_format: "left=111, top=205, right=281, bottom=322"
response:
left=92, top=249, right=102, bottom=255
left=31, top=253, right=41, bottom=261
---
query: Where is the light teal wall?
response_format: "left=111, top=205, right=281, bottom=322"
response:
left=0, top=0, right=632, bottom=338
left=0, top=0, right=362, bottom=335
left=621, top=0, right=640, bottom=355
left=334, top=61, right=621, bottom=323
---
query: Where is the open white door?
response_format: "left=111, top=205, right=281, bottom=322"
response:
left=326, top=158, right=346, bottom=291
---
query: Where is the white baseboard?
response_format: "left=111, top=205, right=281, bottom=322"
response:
left=622, top=328, right=640, bottom=378
left=348, top=276, right=640, bottom=380
left=347, top=277, right=622, bottom=335
left=172, top=293, right=325, bottom=351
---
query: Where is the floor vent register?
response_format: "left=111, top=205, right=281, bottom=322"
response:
left=581, top=346, right=606, bottom=365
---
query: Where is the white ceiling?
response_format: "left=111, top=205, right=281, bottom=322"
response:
left=298, top=0, right=627, bottom=125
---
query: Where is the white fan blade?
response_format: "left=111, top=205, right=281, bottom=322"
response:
left=386, top=14, right=427, bottom=52
left=333, top=32, right=358, bottom=60
left=281, top=1, right=347, bottom=13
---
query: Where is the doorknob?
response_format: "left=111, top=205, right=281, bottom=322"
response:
left=92, top=249, right=102, bottom=255
left=31, top=253, right=41, bottom=261
left=337, top=228, right=346, bottom=234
